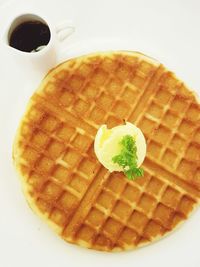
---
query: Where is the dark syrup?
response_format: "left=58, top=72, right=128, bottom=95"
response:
left=9, top=21, right=51, bottom=52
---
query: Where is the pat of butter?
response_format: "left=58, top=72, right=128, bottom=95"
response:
left=94, top=122, right=146, bottom=172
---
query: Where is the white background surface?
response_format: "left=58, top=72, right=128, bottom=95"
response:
left=0, top=0, right=200, bottom=267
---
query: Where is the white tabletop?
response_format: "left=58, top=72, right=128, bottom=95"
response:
left=0, top=1, right=200, bottom=267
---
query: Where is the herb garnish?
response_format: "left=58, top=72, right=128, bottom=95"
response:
left=112, top=135, right=144, bottom=180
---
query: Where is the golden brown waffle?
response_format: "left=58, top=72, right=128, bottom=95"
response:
left=13, top=51, right=200, bottom=252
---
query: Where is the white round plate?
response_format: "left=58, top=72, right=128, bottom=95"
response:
left=0, top=1, right=200, bottom=267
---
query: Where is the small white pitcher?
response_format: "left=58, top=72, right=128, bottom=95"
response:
left=2, top=12, right=75, bottom=73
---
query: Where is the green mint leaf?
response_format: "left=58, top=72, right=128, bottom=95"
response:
left=112, top=135, right=144, bottom=180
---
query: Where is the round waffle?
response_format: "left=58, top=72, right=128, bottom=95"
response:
left=13, top=51, right=200, bottom=251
